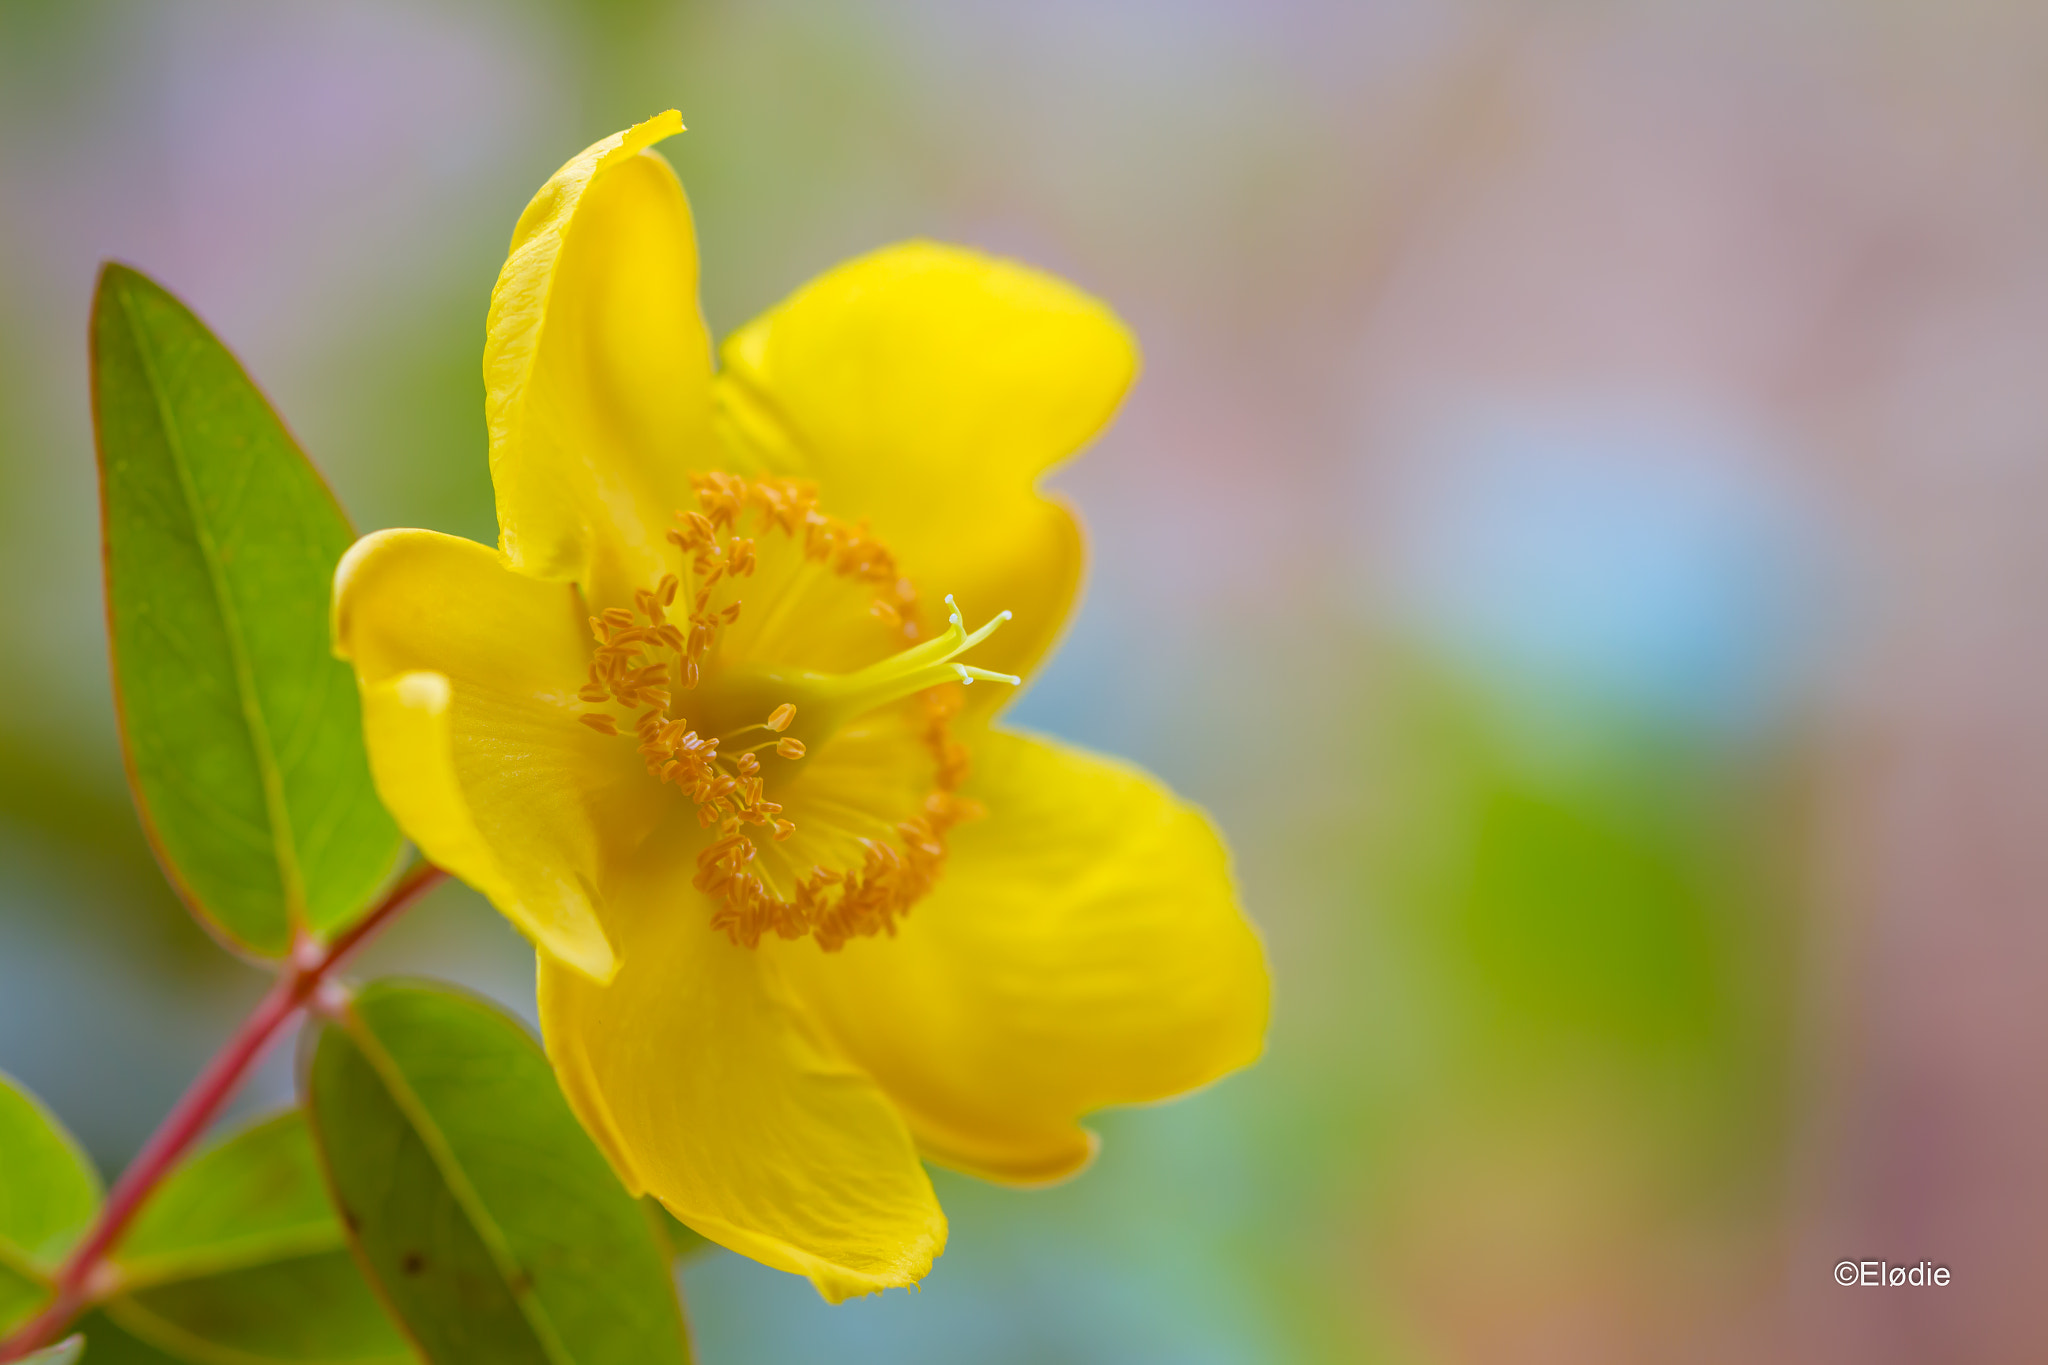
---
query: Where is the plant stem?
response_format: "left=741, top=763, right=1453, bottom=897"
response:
left=0, top=862, right=447, bottom=1361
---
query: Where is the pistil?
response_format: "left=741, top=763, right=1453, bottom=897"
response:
left=770, top=596, right=1018, bottom=745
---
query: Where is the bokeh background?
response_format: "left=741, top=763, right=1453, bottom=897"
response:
left=5, top=0, right=2047, bottom=1360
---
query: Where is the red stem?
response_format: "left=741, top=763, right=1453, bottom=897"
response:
left=0, top=863, right=446, bottom=1361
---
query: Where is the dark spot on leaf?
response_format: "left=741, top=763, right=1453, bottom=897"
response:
left=402, top=1252, right=426, bottom=1276
left=508, top=1269, right=533, bottom=1294
left=342, top=1209, right=361, bottom=1233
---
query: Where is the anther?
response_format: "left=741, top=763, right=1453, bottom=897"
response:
left=587, top=474, right=993, bottom=950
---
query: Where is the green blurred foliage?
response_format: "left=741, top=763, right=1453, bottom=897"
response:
left=1332, top=653, right=1801, bottom=1357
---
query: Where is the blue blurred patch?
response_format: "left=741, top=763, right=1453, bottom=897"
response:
left=1384, top=405, right=1828, bottom=748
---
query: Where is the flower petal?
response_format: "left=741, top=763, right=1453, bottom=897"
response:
left=333, top=528, right=661, bottom=980
left=771, top=728, right=1270, bottom=1183
left=537, top=823, right=946, bottom=1302
left=486, top=111, right=714, bottom=608
left=715, top=242, right=1132, bottom=685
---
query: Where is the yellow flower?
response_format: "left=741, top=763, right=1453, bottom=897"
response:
left=331, top=111, right=1269, bottom=1301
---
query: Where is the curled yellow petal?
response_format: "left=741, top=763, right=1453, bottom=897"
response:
left=333, top=528, right=661, bottom=981
left=716, top=241, right=1133, bottom=688
left=538, top=827, right=946, bottom=1302
left=772, top=728, right=1270, bottom=1183
left=359, top=671, right=614, bottom=981
left=487, top=109, right=715, bottom=608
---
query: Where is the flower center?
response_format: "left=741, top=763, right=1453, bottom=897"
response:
left=573, top=473, right=1015, bottom=950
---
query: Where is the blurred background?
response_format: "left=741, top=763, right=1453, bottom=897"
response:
left=4, top=0, right=2047, bottom=1359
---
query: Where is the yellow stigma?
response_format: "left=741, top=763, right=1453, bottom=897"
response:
left=785, top=594, right=1018, bottom=737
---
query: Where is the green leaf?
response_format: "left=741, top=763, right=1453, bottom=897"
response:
left=0, top=1264, right=46, bottom=1347
left=16, top=1334, right=84, bottom=1363
left=91, top=264, right=401, bottom=955
left=66, top=1313, right=194, bottom=1365
left=0, top=1072, right=101, bottom=1334
left=113, top=1112, right=336, bottom=1288
left=104, top=1254, right=413, bottom=1365
left=65, top=1315, right=178, bottom=1364
left=100, top=1110, right=413, bottom=1365
left=306, top=982, right=690, bottom=1365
